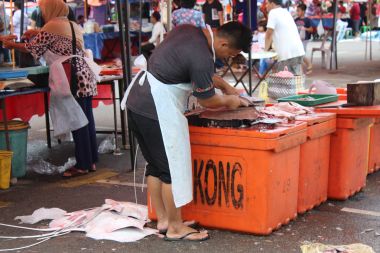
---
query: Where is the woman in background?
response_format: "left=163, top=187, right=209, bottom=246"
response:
left=172, top=0, right=205, bottom=28
left=4, top=0, right=98, bottom=178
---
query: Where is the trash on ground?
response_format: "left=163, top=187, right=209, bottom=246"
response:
left=301, top=243, right=375, bottom=253
left=98, top=136, right=116, bottom=154
left=360, top=228, right=374, bottom=234
left=28, top=157, right=76, bottom=175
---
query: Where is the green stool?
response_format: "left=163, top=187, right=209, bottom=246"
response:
left=361, top=26, right=370, bottom=33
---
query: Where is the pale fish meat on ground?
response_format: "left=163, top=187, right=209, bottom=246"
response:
left=15, top=208, right=67, bottom=224
left=12, top=199, right=156, bottom=244
left=301, top=243, right=375, bottom=253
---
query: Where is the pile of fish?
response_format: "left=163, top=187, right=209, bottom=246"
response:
left=0, top=200, right=157, bottom=251
left=260, top=102, right=314, bottom=122
left=186, top=102, right=314, bottom=129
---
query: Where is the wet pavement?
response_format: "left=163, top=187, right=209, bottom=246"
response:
left=0, top=39, right=380, bottom=252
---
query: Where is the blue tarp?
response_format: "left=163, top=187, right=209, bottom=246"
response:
left=84, top=32, right=120, bottom=59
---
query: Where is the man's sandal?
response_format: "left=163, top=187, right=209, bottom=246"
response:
left=164, top=231, right=210, bottom=242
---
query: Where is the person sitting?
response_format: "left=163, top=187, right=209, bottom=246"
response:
left=172, top=0, right=205, bottom=28
left=141, top=11, right=165, bottom=60
left=77, top=15, right=85, bottom=27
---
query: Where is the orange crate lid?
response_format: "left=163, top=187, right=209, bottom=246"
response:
left=295, top=112, right=336, bottom=126
left=189, top=122, right=307, bottom=152
left=295, top=113, right=337, bottom=139
left=316, top=101, right=380, bottom=117
left=190, top=121, right=306, bottom=139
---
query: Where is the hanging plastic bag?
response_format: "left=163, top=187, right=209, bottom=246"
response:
left=49, top=95, right=89, bottom=137
left=309, top=80, right=337, bottom=94
left=317, top=20, right=325, bottom=37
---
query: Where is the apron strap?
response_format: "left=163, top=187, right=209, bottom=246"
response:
left=120, top=70, right=147, bottom=110
left=69, top=21, right=78, bottom=96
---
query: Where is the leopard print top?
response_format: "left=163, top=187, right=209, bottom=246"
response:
left=26, top=31, right=97, bottom=97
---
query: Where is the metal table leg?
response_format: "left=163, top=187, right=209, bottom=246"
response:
left=251, top=60, right=278, bottom=94
left=1, top=99, right=10, bottom=151
left=43, top=92, right=51, bottom=148
left=223, top=58, right=249, bottom=94
left=111, top=81, right=122, bottom=156
left=118, top=79, right=128, bottom=149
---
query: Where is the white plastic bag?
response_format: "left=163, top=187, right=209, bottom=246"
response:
left=309, top=80, right=337, bottom=94
left=49, top=95, right=88, bottom=137
left=317, top=20, right=324, bottom=37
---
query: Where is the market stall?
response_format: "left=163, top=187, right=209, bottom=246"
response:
left=143, top=80, right=380, bottom=235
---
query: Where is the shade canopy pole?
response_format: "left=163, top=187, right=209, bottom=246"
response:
left=329, top=0, right=338, bottom=70
left=247, top=0, right=252, bottom=95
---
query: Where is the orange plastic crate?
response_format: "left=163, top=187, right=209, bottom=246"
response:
left=368, top=118, right=380, bottom=174
left=328, top=118, right=373, bottom=200
left=295, top=113, right=336, bottom=214
left=148, top=122, right=307, bottom=235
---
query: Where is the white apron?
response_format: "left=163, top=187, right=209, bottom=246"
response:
left=121, top=26, right=216, bottom=207
left=44, top=50, right=101, bottom=137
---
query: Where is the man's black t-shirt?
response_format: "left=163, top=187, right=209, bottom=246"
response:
left=202, top=0, right=223, bottom=28
left=126, top=25, right=215, bottom=120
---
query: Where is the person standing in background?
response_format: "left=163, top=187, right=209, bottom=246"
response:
left=172, top=0, right=205, bottom=28
left=30, top=0, right=76, bottom=29
left=359, top=2, right=368, bottom=26
left=295, top=3, right=313, bottom=74
left=202, top=0, right=224, bottom=29
left=265, top=0, right=305, bottom=75
left=12, top=1, right=29, bottom=41
left=4, top=0, right=99, bottom=177
left=350, top=1, right=361, bottom=37
left=306, top=0, right=321, bottom=17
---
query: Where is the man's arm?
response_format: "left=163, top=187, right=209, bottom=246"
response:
left=198, top=93, right=247, bottom=109
left=212, top=75, right=239, bottom=95
left=265, top=28, right=274, bottom=51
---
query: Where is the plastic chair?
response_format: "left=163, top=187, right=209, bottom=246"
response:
left=336, top=21, right=348, bottom=42
left=345, top=27, right=353, bottom=39
left=311, top=31, right=331, bottom=69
